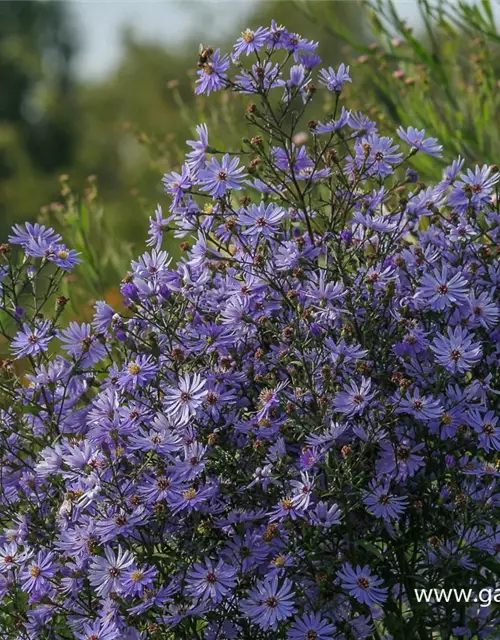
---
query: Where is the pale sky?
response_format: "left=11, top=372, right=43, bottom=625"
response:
left=68, top=0, right=259, bottom=78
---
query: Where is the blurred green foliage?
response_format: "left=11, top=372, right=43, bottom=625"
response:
left=0, top=1, right=78, bottom=232
left=296, top=0, right=500, bottom=177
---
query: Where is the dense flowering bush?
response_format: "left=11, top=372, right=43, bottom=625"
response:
left=1, top=21, right=500, bottom=640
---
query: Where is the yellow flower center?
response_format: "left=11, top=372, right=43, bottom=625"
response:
left=242, top=29, right=255, bottom=43
left=128, top=364, right=141, bottom=376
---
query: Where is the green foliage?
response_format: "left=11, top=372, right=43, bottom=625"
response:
left=0, top=1, right=79, bottom=235
left=296, top=0, right=500, bottom=179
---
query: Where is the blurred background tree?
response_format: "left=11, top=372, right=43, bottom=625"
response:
left=0, top=1, right=79, bottom=233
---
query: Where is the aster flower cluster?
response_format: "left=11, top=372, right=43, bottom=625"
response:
left=1, top=21, right=500, bottom=640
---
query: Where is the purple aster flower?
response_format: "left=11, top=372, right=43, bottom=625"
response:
left=92, top=301, right=115, bottom=334
left=162, top=164, right=192, bottom=209
left=273, top=144, right=314, bottom=173
left=363, top=480, right=408, bottom=521
left=306, top=421, right=350, bottom=448
left=348, top=111, right=378, bottom=135
left=417, top=267, right=469, bottom=310
left=186, top=557, right=237, bottom=603
left=58, top=322, right=106, bottom=367
left=20, top=551, right=57, bottom=596
left=431, top=326, right=482, bottom=373
left=56, top=520, right=99, bottom=561
left=257, top=382, right=288, bottom=420
left=354, top=134, right=403, bottom=177
left=397, top=126, right=443, bottom=157
left=428, top=401, right=464, bottom=440
left=305, top=272, right=345, bottom=305
left=350, top=615, right=375, bottom=638
left=396, top=388, right=443, bottom=421
left=377, top=438, right=425, bottom=481
left=309, top=501, right=342, bottom=529
left=49, top=244, right=81, bottom=270
left=265, top=20, right=291, bottom=50
left=300, top=53, right=322, bottom=69
left=11, top=320, right=53, bottom=359
left=131, top=248, right=172, bottom=279
left=288, top=611, right=336, bottom=640
left=118, top=355, right=158, bottom=391
left=290, top=471, right=315, bottom=510
left=199, top=154, right=247, bottom=198
left=0, top=541, right=29, bottom=572
left=278, top=64, right=311, bottom=103
left=89, top=546, right=135, bottom=597
left=247, top=464, right=275, bottom=491
left=467, top=291, right=500, bottom=329
left=220, top=296, right=252, bottom=336
left=446, top=215, right=477, bottom=241
left=128, top=584, right=174, bottom=616
left=222, top=530, right=269, bottom=572
left=9, top=222, right=61, bottom=249
left=404, top=186, right=445, bottom=219
left=22, top=237, right=76, bottom=264
left=442, top=156, right=465, bottom=188
left=314, top=106, right=351, bottom=134
left=122, top=565, right=157, bottom=598
left=406, top=168, right=419, bottom=183
left=121, top=282, right=139, bottom=303
left=238, top=202, right=285, bottom=237
left=337, top=563, right=388, bottom=608
left=147, top=204, right=174, bottom=250
left=334, top=377, right=376, bottom=416
left=318, top=63, right=352, bottom=92
left=161, top=600, right=209, bottom=627
left=449, top=164, right=499, bottom=213
left=475, top=525, right=500, bottom=556
left=186, top=123, right=210, bottom=174
left=235, top=61, right=282, bottom=94
left=469, top=410, right=500, bottom=452
left=274, top=239, right=321, bottom=270
left=285, top=32, right=319, bottom=61
left=138, top=471, right=182, bottom=504
left=129, top=416, right=182, bottom=454
left=195, top=48, right=230, bottom=95
left=95, top=507, right=146, bottom=543
left=240, top=576, right=296, bottom=630
left=169, top=484, right=214, bottom=514
left=175, top=441, right=208, bottom=480
left=164, top=373, right=207, bottom=423
left=268, top=496, right=305, bottom=522
left=233, top=27, right=270, bottom=57
left=74, top=619, right=118, bottom=640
